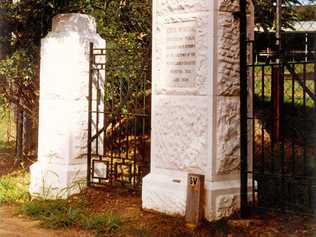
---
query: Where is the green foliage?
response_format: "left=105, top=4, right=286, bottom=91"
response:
left=0, top=169, right=122, bottom=234
left=296, top=4, right=316, bottom=21
left=254, top=64, right=315, bottom=108
left=0, top=49, right=35, bottom=84
left=81, top=211, right=122, bottom=234
left=0, top=1, right=152, bottom=158
left=254, top=0, right=316, bottom=31
left=19, top=199, right=84, bottom=228
left=0, top=171, right=29, bottom=204
left=254, top=0, right=302, bottom=31
left=0, top=0, right=152, bottom=59
left=0, top=0, right=151, bottom=117
left=20, top=198, right=122, bottom=233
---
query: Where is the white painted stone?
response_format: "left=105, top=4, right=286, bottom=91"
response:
left=142, top=172, right=187, bottom=216
left=29, top=13, right=105, bottom=198
left=156, top=0, right=211, bottom=16
left=215, top=96, right=240, bottom=175
left=155, top=13, right=211, bottom=96
left=29, top=162, right=86, bottom=199
left=204, top=180, right=240, bottom=220
left=216, top=10, right=240, bottom=96
left=151, top=95, right=209, bottom=173
left=143, top=0, right=254, bottom=221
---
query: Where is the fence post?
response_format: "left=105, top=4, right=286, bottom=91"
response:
left=272, top=65, right=282, bottom=143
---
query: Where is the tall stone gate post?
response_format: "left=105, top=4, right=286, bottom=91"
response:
left=142, top=0, right=254, bottom=221
left=29, top=14, right=105, bottom=198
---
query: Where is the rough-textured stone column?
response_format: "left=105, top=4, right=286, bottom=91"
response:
left=29, top=14, right=105, bottom=198
left=142, top=0, right=253, bottom=221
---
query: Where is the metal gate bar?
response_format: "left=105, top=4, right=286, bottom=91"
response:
left=87, top=43, right=151, bottom=190
left=240, top=2, right=316, bottom=216
left=241, top=31, right=316, bottom=215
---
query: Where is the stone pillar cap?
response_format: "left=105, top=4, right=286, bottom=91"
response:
left=52, top=13, right=97, bottom=33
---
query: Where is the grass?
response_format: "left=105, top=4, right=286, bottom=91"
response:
left=0, top=160, right=122, bottom=235
left=0, top=105, right=124, bottom=235
left=19, top=199, right=83, bottom=228
left=253, top=62, right=315, bottom=75
left=0, top=171, right=30, bottom=204
left=18, top=199, right=122, bottom=235
left=0, top=171, right=122, bottom=235
left=81, top=211, right=122, bottom=234
left=253, top=62, right=316, bottom=108
left=254, top=77, right=315, bottom=108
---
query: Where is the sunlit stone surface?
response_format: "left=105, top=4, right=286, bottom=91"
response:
left=142, top=0, right=254, bottom=221
left=29, top=14, right=105, bottom=198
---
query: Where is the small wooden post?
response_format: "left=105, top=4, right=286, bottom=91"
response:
left=185, top=174, right=204, bottom=229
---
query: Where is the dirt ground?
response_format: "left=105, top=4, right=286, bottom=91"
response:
left=0, top=205, right=92, bottom=237
left=71, top=187, right=316, bottom=237
left=1, top=190, right=316, bottom=237
left=1, top=146, right=316, bottom=237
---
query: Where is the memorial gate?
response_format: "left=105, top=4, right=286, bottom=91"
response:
left=29, top=0, right=316, bottom=222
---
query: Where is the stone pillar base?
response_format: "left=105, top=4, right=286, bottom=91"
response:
left=204, top=179, right=241, bottom=221
left=142, top=172, right=188, bottom=216
left=29, top=161, right=86, bottom=199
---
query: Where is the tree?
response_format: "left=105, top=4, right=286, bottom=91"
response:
left=0, top=0, right=152, bottom=159
left=296, top=4, right=316, bottom=21
left=254, top=0, right=316, bottom=31
left=254, top=0, right=302, bottom=31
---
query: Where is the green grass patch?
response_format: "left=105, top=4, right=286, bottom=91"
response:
left=18, top=198, right=122, bottom=234
left=19, top=199, right=84, bottom=228
left=0, top=169, right=122, bottom=235
left=253, top=62, right=315, bottom=75
left=254, top=77, right=315, bottom=108
left=81, top=211, right=122, bottom=234
left=253, top=62, right=316, bottom=108
left=0, top=171, right=29, bottom=204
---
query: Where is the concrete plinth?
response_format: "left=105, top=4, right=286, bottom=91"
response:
left=29, top=13, right=105, bottom=198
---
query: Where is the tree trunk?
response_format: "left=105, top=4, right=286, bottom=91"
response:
left=15, top=105, right=23, bottom=162
left=22, top=109, right=38, bottom=157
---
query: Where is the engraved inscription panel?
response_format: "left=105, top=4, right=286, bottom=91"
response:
left=164, top=21, right=197, bottom=88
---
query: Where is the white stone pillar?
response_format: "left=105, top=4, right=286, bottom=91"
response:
left=29, top=14, right=105, bottom=198
left=142, top=0, right=253, bottom=221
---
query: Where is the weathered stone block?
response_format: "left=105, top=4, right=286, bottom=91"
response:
left=216, top=11, right=240, bottom=96
left=156, top=0, right=210, bottom=16
left=30, top=13, right=105, bottom=198
left=155, top=13, right=211, bottom=96
left=151, top=96, right=209, bottom=173
left=216, top=96, right=240, bottom=175
left=143, top=0, right=254, bottom=222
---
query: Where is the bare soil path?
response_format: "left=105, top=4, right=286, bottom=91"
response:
left=0, top=205, right=92, bottom=237
left=1, top=145, right=316, bottom=237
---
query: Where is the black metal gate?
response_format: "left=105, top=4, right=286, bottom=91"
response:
left=87, top=44, right=151, bottom=190
left=241, top=2, right=316, bottom=215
